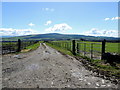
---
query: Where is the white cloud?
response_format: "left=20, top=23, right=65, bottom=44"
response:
left=45, top=23, right=72, bottom=32
left=82, top=28, right=118, bottom=37
left=0, top=28, right=38, bottom=36
left=45, top=8, right=49, bottom=11
left=104, top=18, right=110, bottom=21
left=111, top=17, right=115, bottom=20
left=104, top=17, right=120, bottom=21
left=45, top=20, right=52, bottom=26
left=111, top=17, right=120, bottom=20
left=42, top=8, right=55, bottom=12
left=28, top=23, right=35, bottom=26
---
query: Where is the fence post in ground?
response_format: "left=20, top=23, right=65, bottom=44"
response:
left=84, top=43, right=86, bottom=56
left=69, top=42, right=71, bottom=51
left=101, top=39, right=106, bottom=60
left=91, top=43, right=93, bottom=59
left=72, top=40, right=76, bottom=55
left=17, top=39, right=21, bottom=52
left=77, top=43, right=79, bottom=54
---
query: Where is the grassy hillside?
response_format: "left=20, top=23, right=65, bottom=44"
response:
left=2, top=33, right=119, bottom=41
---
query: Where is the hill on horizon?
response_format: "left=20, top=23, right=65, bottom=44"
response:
left=2, top=33, right=119, bottom=42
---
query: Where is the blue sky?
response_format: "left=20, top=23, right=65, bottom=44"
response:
left=1, top=2, right=119, bottom=37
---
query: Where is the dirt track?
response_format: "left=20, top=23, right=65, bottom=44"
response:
left=2, top=43, right=118, bottom=88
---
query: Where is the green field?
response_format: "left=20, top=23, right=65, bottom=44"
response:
left=2, top=42, right=17, bottom=46
left=105, top=42, right=119, bottom=54
left=49, top=40, right=119, bottom=54
left=77, top=41, right=119, bottom=54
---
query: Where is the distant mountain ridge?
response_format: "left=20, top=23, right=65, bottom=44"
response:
left=2, top=33, right=120, bottom=41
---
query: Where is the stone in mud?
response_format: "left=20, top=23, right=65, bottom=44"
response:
left=95, top=83, right=100, bottom=87
left=13, top=55, right=22, bottom=59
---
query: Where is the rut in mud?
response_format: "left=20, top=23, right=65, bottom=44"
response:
left=2, top=43, right=118, bottom=88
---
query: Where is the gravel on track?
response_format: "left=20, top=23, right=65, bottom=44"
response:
left=2, top=43, right=118, bottom=88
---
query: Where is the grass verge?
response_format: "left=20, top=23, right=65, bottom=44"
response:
left=46, top=42, right=120, bottom=83
left=20, top=41, right=42, bottom=53
left=46, top=42, right=74, bottom=56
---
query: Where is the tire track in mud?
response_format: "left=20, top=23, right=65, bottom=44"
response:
left=2, top=43, right=119, bottom=88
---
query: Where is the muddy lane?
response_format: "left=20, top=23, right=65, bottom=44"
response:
left=2, top=43, right=118, bottom=88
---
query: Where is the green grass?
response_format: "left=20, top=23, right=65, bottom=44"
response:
left=2, top=42, right=17, bottom=46
left=46, top=42, right=74, bottom=56
left=77, top=41, right=119, bottom=54
left=25, top=42, right=40, bottom=50
left=21, top=41, right=42, bottom=53
left=46, top=41, right=120, bottom=80
left=50, top=40, right=119, bottom=54
left=2, top=40, right=119, bottom=54
left=82, top=57, right=120, bottom=79
left=105, top=42, right=119, bottom=54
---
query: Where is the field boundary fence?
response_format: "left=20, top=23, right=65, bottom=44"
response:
left=48, top=41, right=72, bottom=51
left=1, top=39, right=39, bottom=55
left=48, top=40, right=106, bottom=60
left=75, top=41, right=103, bottom=60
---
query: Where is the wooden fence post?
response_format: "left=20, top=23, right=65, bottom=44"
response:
left=84, top=43, right=86, bottom=56
left=101, top=39, right=106, bottom=59
left=17, top=39, right=21, bottom=52
left=77, top=43, right=79, bottom=53
left=72, top=40, right=76, bottom=55
left=91, top=43, right=93, bottom=59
